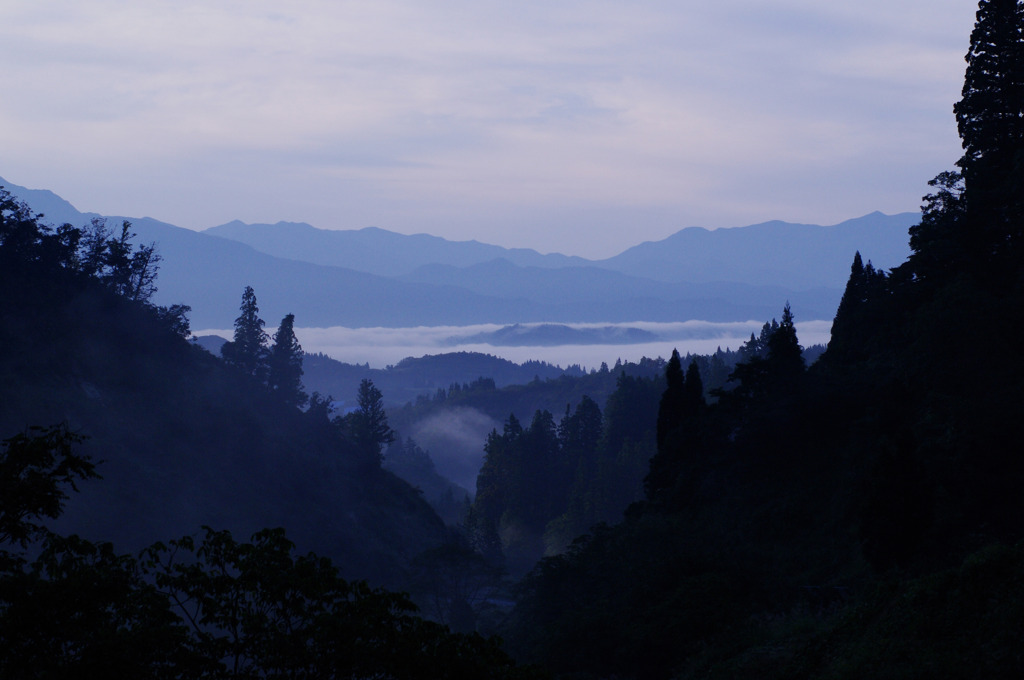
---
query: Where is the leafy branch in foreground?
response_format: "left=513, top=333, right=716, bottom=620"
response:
left=0, top=426, right=540, bottom=678
left=0, top=424, right=95, bottom=549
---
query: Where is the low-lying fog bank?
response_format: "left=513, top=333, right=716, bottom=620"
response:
left=196, top=320, right=833, bottom=369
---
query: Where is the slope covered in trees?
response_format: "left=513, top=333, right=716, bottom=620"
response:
left=0, top=427, right=542, bottom=678
left=0, top=189, right=447, bottom=585
left=501, top=3, right=1024, bottom=676
left=0, top=187, right=552, bottom=677
left=382, top=339, right=822, bottom=550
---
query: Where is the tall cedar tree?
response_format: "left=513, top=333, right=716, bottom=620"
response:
left=346, top=379, right=395, bottom=466
left=655, top=350, right=685, bottom=453
left=766, top=302, right=804, bottom=379
left=913, top=0, right=1024, bottom=276
left=267, top=313, right=308, bottom=408
left=222, top=285, right=269, bottom=380
left=953, top=0, right=1024, bottom=258
left=646, top=353, right=704, bottom=501
left=828, top=251, right=889, bottom=362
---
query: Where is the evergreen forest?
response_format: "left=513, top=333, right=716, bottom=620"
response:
left=3, top=1, right=1024, bottom=677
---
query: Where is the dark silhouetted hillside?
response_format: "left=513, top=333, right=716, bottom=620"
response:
left=0, top=189, right=447, bottom=586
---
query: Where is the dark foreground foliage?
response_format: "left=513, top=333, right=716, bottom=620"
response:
left=0, top=426, right=542, bottom=679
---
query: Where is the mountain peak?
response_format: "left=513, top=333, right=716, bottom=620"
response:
left=0, top=175, right=91, bottom=226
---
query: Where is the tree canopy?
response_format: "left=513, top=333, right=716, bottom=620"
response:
left=221, top=286, right=269, bottom=380
left=267, top=313, right=307, bottom=408
left=345, top=379, right=396, bottom=467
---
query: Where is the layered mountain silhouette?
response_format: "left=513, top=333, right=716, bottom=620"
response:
left=207, top=213, right=916, bottom=291
left=1, top=175, right=915, bottom=329
left=598, top=213, right=917, bottom=289
left=205, top=220, right=590, bottom=274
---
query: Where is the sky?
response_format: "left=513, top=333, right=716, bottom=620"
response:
left=1, top=1, right=977, bottom=259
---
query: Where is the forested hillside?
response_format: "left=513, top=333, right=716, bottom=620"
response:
left=0, top=205, right=450, bottom=583
left=301, top=350, right=574, bottom=409
left=383, top=338, right=822, bottom=537
left=0, top=188, right=551, bottom=677
left=500, top=2, right=1024, bottom=677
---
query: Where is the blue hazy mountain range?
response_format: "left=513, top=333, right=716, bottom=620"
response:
left=207, top=212, right=917, bottom=291
left=598, top=213, right=915, bottom=289
left=1, top=175, right=916, bottom=329
left=205, top=220, right=591, bottom=275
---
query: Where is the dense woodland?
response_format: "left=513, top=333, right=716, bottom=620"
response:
left=0, top=194, right=538, bottom=676
left=3, top=1, right=1024, bottom=677
left=501, top=2, right=1024, bottom=676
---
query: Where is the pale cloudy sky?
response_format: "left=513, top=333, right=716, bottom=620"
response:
left=1, top=1, right=976, bottom=258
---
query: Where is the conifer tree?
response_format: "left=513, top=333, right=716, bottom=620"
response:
left=345, top=379, right=394, bottom=466
left=647, top=350, right=703, bottom=501
left=655, top=349, right=685, bottom=452
left=767, top=302, right=804, bottom=378
left=906, top=2, right=1024, bottom=276
left=519, top=409, right=561, bottom=527
left=503, top=413, right=523, bottom=440
left=838, top=251, right=866, bottom=311
left=953, top=0, right=1024, bottom=260
left=267, top=313, right=307, bottom=408
left=955, top=2, right=1024, bottom=197
left=684, top=359, right=704, bottom=409
left=829, top=252, right=868, bottom=361
left=828, top=252, right=893, bottom=362
left=221, top=286, right=268, bottom=380
left=558, top=396, right=603, bottom=461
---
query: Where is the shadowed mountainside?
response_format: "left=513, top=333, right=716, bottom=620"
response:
left=0, top=202, right=447, bottom=587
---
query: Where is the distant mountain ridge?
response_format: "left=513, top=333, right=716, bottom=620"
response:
left=599, top=212, right=918, bottom=289
left=205, top=220, right=590, bottom=276
left=205, top=213, right=916, bottom=291
left=1, top=174, right=917, bottom=329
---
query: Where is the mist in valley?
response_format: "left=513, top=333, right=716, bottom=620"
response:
left=406, top=407, right=501, bottom=493
left=196, top=319, right=833, bottom=370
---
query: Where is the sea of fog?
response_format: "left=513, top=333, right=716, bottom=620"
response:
left=196, top=320, right=833, bottom=370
